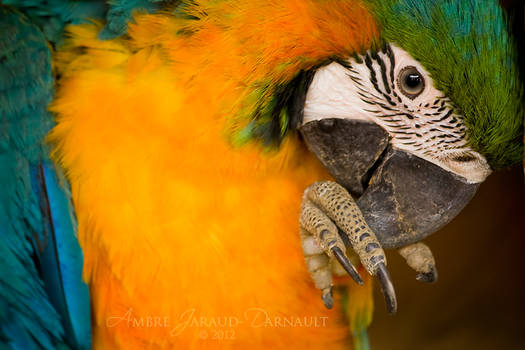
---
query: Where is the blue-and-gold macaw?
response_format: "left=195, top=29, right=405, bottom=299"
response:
left=0, top=1, right=523, bottom=349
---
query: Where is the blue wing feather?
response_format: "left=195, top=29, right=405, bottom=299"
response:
left=1, top=0, right=171, bottom=347
left=0, top=7, right=89, bottom=349
left=35, top=162, right=91, bottom=349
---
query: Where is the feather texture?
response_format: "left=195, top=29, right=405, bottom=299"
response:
left=2, top=0, right=163, bottom=44
left=0, top=6, right=90, bottom=349
left=48, top=2, right=379, bottom=348
left=32, top=162, right=91, bottom=349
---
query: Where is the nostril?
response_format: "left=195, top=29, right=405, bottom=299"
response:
left=451, top=153, right=477, bottom=162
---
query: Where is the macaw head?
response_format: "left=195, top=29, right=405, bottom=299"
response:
left=295, top=0, right=523, bottom=248
left=170, top=0, right=522, bottom=311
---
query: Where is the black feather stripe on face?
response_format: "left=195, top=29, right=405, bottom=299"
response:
left=344, top=44, right=468, bottom=157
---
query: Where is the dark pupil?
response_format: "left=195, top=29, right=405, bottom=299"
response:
left=405, top=73, right=421, bottom=88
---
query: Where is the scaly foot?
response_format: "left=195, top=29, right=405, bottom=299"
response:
left=299, top=181, right=397, bottom=314
left=398, top=242, right=438, bottom=283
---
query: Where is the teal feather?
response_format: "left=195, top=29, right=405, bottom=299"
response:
left=31, top=162, right=91, bottom=349
left=98, top=0, right=167, bottom=39
left=1, top=0, right=106, bottom=44
left=0, top=7, right=89, bottom=349
left=0, top=0, right=168, bottom=347
left=352, top=329, right=371, bottom=350
left=2, top=0, right=163, bottom=43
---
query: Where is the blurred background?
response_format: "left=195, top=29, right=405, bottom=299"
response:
left=370, top=2, right=525, bottom=349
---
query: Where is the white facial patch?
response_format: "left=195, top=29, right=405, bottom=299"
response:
left=303, top=44, right=491, bottom=183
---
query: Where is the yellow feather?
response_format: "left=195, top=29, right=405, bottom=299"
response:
left=49, top=1, right=378, bottom=348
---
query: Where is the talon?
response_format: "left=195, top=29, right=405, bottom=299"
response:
left=300, top=181, right=395, bottom=312
left=398, top=242, right=437, bottom=283
left=331, top=246, right=363, bottom=285
left=416, top=266, right=438, bottom=283
left=376, top=263, right=397, bottom=314
left=321, top=287, right=333, bottom=309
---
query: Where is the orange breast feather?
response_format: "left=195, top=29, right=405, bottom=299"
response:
left=49, top=1, right=378, bottom=348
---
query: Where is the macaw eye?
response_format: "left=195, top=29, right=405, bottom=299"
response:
left=397, top=66, right=425, bottom=99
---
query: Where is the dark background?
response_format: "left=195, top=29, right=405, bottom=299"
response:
left=370, top=2, right=525, bottom=348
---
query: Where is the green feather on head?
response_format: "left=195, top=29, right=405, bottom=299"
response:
left=363, top=0, right=524, bottom=169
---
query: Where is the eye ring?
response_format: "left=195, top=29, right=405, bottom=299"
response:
left=397, top=66, right=425, bottom=99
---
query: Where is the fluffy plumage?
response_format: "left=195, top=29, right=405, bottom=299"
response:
left=0, top=0, right=177, bottom=347
left=4, top=0, right=521, bottom=348
left=49, top=1, right=379, bottom=348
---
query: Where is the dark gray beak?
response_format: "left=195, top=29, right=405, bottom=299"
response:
left=299, top=118, right=479, bottom=249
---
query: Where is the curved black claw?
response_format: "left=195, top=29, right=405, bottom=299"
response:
left=416, top=266, right=438, bottom=284
left=322, top=288, right=333, bottom=309
left=331, top=246, right=363, bottom=285
left=376, top=263, right=397, bottom=314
